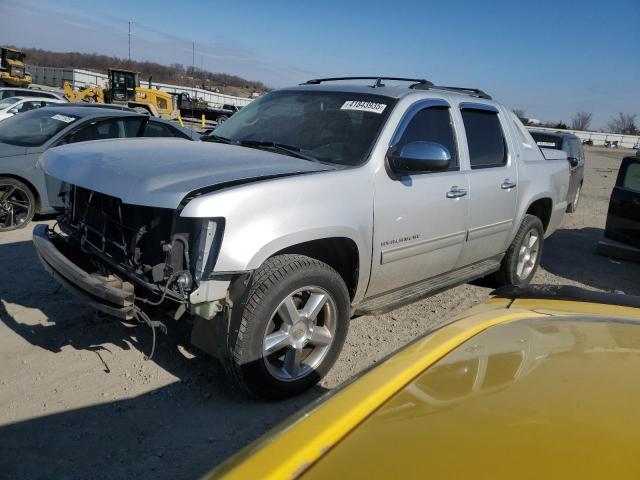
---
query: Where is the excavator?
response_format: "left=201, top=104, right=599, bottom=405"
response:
left=0, top=47, right=32, bottom=87
left=64, top=68, right=179, bottom=119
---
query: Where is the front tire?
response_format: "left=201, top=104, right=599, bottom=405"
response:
left=0, top=177, right=36, bottom=232
left=493, top=214, right=544, bottom=286
left=224, top=254, right=350, bottom=400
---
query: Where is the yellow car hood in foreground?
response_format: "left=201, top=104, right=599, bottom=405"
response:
left=209, top=296, right=640, bottom=480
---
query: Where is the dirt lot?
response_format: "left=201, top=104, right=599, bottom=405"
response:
left=1, top=147, right=639, bottom=480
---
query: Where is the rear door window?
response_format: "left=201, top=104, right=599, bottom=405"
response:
left=143, top=121, right=183, bottom=138
left=69, top=117, right=145, bottom=143
left=461, top=109, right=507, bottom=169
left=123, top=118, right=144, bottom=137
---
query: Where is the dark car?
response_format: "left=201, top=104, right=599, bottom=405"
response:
left=529, top=130, right=585, bottom=213
left=0, top=105, right=197, bottom=231
left=604, top=156, right=640, bottom=249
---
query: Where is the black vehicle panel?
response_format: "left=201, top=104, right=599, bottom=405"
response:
left=604, top=156, right=640, bottom=248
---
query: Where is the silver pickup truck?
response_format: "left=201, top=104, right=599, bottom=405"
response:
left=33, top=77, right=569, bottom=398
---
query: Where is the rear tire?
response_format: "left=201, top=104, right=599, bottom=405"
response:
left=566, top=183, right=581, bottom=213
left=0, top=177, right=36, bottom=232
left=493, top=214, right=544, bottom=286
left=224, top=254, right=350, bottom=400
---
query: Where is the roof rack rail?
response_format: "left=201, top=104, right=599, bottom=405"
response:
left=302, top=77, right=492, bottom=99
left=303, top=77, right=434, bottom=88
left=420, top=85, right=492, bottom=100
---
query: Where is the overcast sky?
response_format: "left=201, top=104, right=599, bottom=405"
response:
left=1, top=0, right=638, bottom=128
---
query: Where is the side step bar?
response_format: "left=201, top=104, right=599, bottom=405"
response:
left=355, top=255, right=502, bottom=315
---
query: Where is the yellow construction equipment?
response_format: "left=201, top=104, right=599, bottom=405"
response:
left=0, top=47, right=32, bottom=87
left=64, top=68, right=178, bottom=120
left=63, top=83, right=105, bottom=103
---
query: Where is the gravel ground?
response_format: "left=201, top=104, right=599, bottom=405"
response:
left=1, top=147, right=639, bottom=479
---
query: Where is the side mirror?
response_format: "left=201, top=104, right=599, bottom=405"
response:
left=388, top=141, right=451, bottom=174
left=568, top=156, right=579, bottom=168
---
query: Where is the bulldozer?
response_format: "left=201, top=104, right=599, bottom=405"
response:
left=0, top=47, right=32, bottom=87
left=64, top=68, right=179, bottom=119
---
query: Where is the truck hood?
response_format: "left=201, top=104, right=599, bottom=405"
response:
left=41, top=138, right=338, bottom=209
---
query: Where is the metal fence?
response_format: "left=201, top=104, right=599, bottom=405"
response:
left=29, top=66, right=253, bottom=109
left=530, top=125, right=640, bottom=149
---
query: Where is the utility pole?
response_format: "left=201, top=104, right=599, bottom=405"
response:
left=128, top=21, right=131, bottom=60
left=192, top=42, right=196, bottom=88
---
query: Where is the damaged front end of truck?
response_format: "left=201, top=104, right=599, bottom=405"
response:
left=32, top=138, right=335, bottom=360
left=34, top=184, right=229, bottom=358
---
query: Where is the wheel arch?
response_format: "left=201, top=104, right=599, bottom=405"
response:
left=246, top=231, right=367, bottom=302
left=525, top=197, right=553, bottom=232
left=274, top=237, right=360, bottom=300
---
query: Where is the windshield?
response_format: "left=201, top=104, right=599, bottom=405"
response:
left=0, top=97, right=20, bottom=109
left=210, top=90, right=395, bottom=166
left=0, top=109, right=80, bottom=147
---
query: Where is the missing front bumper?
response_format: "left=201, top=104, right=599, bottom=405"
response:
left=32, top=224, right=135, bottom=320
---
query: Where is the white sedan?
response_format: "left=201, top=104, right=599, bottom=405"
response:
left=0, top=96, right=66, bottom=122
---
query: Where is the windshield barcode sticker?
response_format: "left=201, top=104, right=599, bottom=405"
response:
left=51, top=114, right=76, bottom=123
left=536, top=141, right=556, bottom=147
left=341, top=101, right=387, bottom=114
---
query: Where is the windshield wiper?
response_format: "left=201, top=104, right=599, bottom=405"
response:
left=235, top=139, right=321, bottom=163
left=202, top=134, right=232, bottom=144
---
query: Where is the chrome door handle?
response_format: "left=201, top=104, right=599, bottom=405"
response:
left=501, top=179, right=517, bottom=190
left=446, top=186, right=467, bottom=199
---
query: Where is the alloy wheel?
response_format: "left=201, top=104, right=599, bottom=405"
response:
left=0, top=183, right=33, bottom=231
left=516, top=230, right=540, bottom=280
left=262, top=286, right=337, bottom=382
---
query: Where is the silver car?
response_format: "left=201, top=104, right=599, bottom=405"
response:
left=34, top=77, right=569, bottom=398
left=0, top=105, right=198, bottom=231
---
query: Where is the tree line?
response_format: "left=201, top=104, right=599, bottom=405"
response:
left=20, top=47, right=269, bottom=94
